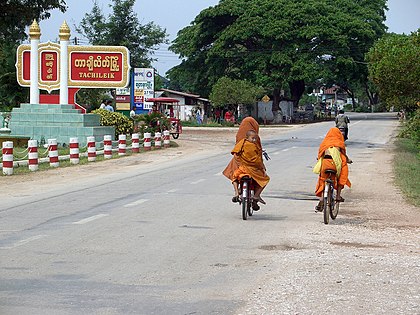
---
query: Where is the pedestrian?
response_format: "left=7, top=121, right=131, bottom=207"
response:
left=100, top=99, right=106, bottom=109
left=105, top=100, right=114, bottom=112
left=130, top=106, right=136, bottom=119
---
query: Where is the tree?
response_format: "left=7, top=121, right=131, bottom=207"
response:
left=0, top=0, right=67, bottom=108
left=168, top=0, right=387, bottom=119
left=367, top=31, right=420, bottom=113
left=0, top=0, right=67, bottom=42
left=77, top=0, right=168, bottom=67
left=210, top=77, right=264, bottom=116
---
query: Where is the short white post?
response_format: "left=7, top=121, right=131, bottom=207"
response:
left=118, top=134, right=126, bottom=156
left=28, top=139, right=39, bottom=171
left=163, top=130, right=170, bottom=148
left=104, top=135, right=112, bottom=159
left=143, top=132, right=151, bottom=151
left=69, top=137, right=79, bottom=164
left=2, top=141, right=13, bottom=175
left=132, top=133, right=140, bottom=153
left=87, top=136, right=96, bottom=162
left=48, top=138, right=59, bottom=167
left=154, top=132, right=162, bottom=149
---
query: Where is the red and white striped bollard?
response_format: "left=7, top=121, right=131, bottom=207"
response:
left=48, top=138, right=59, bottom=167
left=163, top=130, right=170, bottom=148
left=154, top=132, right=162, bottom=149
left=118, top=134, right=126, bottom=156
left=28, top=139, right=38, bottom=171
left=132, top=133, right=140, bottom=153
left=104, top=135, right=112, bottom=159
left=2, top=141, right=13, bottom=175
left=69, top=137, right=79, bottom=164
left=143, top=132, right=151, bottom=151
left=87, top=136, right=96, bottom=162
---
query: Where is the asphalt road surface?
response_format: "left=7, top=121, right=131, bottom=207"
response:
left=1, top=112, right=416, bottom=315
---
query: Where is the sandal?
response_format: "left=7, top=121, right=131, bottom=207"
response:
left=336, top=197, right=345, bottom=202
left=252, top=200, right=260, bottom=211
left=315, top=201, right=324, bottom=212
left=253, top=197, right=266, bottom=205
left=232, top=196, right=240, bottom=203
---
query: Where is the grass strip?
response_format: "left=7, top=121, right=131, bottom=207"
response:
left=394, top=138, right=420, bottom=207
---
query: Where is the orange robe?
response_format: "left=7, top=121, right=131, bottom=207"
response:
left=231, top=139, right=270, bottom=188
left=223, top=117, right=263, bottom=180
left=315, top=128, right=351, bottom=197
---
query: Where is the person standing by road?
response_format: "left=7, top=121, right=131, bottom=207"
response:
left=105, top=100, right=114, bottom=112
left=335, top=109, right=350, bottom=140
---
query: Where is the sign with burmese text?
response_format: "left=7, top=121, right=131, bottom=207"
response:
left=16, top=44, right=130, bottom=91
left=68, top=46, right=130, bottom=88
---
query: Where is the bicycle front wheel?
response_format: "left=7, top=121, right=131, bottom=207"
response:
left=241, top=182, right=248, bottom=220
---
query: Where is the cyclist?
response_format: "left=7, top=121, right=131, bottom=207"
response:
left=314, top=127, right=352, bottom=211
left=223, top=117, right=269, bottom=210
left=335, top=109, right=350, bottom=140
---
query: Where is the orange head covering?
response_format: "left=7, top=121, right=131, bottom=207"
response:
left=318, top=127, right=346, bottom=159
left=236, top=117, right=261, bottom=150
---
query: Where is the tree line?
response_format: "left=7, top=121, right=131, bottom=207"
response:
left=0, top=0, right=418, bottom=115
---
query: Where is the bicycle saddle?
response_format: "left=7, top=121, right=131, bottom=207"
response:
left=325, top=169, right=336, bottom=175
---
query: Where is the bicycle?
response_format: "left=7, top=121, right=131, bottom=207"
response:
left=239, top=176, right=255, bottom=220
left=322, top=169, right=340, bottom=224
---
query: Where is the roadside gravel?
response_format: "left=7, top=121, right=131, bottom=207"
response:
left=235, top=131, right=419, bottom=315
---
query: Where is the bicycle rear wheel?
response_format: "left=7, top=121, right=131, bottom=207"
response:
left=331, top=199, right=339, bottom=219
left=323, top=184, right=331, bottom=224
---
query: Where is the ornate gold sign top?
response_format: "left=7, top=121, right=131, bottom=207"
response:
left=29, top=20, right=41, bottom=40
left=59, top=21, right=71, bottom=41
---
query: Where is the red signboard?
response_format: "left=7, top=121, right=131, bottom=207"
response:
left=115, top=95, right=130, bottom=102
left=23, top=51, right=31, bottom=81
left=16, top=44, right=130, bottom=91
left=70, top=52, right=123, bottom=82
left=41, top=51, right=58, bottom=81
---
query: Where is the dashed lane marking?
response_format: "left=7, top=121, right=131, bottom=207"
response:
left=0, top=235, right=47, bottom=250
left=282, top=146, right=298, bottom=152
left=72, top=214, right=109, bottom=225
left=191, top=179, right=206, bottom=185
left=123, top=199, right=148, bottom=207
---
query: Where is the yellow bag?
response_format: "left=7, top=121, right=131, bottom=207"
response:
left=312, top=158, right=323, bottom=174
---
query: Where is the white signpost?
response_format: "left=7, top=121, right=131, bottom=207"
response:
left=133, top=68, right=154, bottom=110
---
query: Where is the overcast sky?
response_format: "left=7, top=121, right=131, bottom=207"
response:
left=38, top=0, right=420, bottom=75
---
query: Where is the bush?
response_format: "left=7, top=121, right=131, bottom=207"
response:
left=91, top=109, right=133, bottom=138
left=132, top=112, right=170, bottom=136
left=399, top=109, right=420, bottom=147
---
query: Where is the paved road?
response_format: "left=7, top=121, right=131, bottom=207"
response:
left=0, top=113, right=401, bottom=314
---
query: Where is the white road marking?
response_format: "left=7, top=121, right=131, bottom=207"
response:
left=72, top=214, right=109, bottom=225
left=123, top=199, right=148, bottom=207
left=0, top=235, right=47, bottom=250
left=167, top=189, right=179, bottom=193
left=214, top=172, right=223, bottom=176
left=282, top=146, right=298, bottom=152
left=351, top=120, right=362, bottom=126
left=191, top=179, right=206, bottom=185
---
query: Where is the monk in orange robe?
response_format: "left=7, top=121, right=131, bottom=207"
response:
left=315, top=127, right=352, bottom=211
left=223, top=117, right=269, bottom=209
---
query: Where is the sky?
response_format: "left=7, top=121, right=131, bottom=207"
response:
left=37, top=0, right=419, bottom=76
